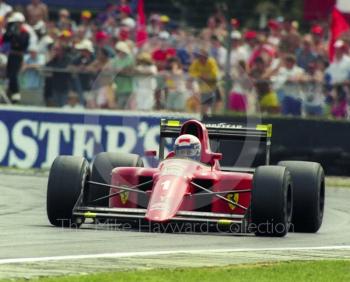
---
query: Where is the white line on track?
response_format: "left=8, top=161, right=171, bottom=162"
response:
left=0, top=246, right=350, bottom=265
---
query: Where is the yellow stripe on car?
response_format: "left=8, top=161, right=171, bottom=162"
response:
left=256, top=124, right=272, bottom=137
left=84, top=212, right=97, bottom=218
left=218, top=219, right=233, bottom=225
left=167, top=120, right=181, bottom=126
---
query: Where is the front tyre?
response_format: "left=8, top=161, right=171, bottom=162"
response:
left=251, top=166, right=293, bottom=237
left=47, top=156, right=89, bottom=227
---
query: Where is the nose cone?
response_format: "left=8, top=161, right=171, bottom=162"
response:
left=146, top=175, right=188, bottom=222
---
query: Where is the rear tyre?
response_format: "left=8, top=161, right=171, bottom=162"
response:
left=278, top=161, right=325, bottom=233
left=86, top=152, right=144, bottom=208
left=47, top=156, right=89, bottom=227
left=251, top=166, right=293, bottom=237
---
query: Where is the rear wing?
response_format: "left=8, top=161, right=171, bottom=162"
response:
left=159, top=119, right=272, bottom=165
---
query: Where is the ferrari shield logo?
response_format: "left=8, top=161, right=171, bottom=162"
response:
left=227, top=193, right=239, bottom=210
left=120, top=191, right=129, bottom=205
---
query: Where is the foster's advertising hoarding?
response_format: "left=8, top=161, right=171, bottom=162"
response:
left=0, top=106, right=197, bottom=169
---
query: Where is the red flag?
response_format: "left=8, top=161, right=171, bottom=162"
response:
left=329, top=6, right=350, bottom=60
left=136, top=0, right=148, bottom=47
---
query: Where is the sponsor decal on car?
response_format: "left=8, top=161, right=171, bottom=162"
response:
left=204, top=123, right=243, bottom=129
left=150, top=202, right=167, bottom=211
left=160, top=164, right=184, bottom=177
left=226, top=193, right=239, bottom=210
left=120, top=191, right=129, bottom=205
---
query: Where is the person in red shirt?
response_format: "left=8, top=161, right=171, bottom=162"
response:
left=152, top=32, right=176, bottom=70
left=311, top=24, right=328, bottom=58
left=248, top=35, right=276, bottom=69
left=118, top=0, right=132, bottom=16
left=267, top=19, right=282, bottom=47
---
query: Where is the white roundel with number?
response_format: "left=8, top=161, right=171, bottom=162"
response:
left=174, top=134, right=201, bottom=162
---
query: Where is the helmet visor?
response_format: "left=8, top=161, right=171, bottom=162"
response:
left=175, top=144, right=201, bottom=160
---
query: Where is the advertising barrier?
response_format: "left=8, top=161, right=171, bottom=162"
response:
left=0, top=106, right=199, bottom=169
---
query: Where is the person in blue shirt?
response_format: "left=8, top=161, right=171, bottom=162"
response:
left=296, top=35, right=318, bottom=72
left=21, top=45, right=46, bottom=105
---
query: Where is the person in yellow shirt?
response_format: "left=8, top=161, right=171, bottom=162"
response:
left=256, top=80, right=280, bottom=114
left=189, top=49, right=220, bottom=115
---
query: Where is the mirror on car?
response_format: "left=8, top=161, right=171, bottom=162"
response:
left=145, top=150, right=157, bottom=157
left=212, top=153, right=222, bottom=161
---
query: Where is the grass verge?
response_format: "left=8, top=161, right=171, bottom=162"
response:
left=0, top=166, right=49, bottom=176
left=326, top=177, right=350, bottom=188
left=2, top=260, right=350, bottom=282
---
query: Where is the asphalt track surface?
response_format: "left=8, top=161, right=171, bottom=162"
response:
left=0, top=173, right=349, bottom=278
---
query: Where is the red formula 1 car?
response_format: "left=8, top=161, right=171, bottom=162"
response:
left=47, top=119, right=325, bottom=237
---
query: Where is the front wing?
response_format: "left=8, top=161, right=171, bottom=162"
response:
left=72, top=206, right=250, bottom=232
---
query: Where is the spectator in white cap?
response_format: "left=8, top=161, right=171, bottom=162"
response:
left=110, top=41, right=135, bottom=109
left=7, top=11, right=25, bottom=23
left=325, top=40, right=350, bottom=86
left=70, top=39, right=95, bottom=105
left=3, top=12, right=30, bottom=103
left=21, top=45, right=46, bottom=105
left=121, top=17, right=136, bottom=30
left=10, top=10, right=39, bottom=53
left=158, top=30, right=170, bottom=40
left=273, top=54, right=305, bottom=116
left=75, top=39, right=94, bottom=54
left=133, top=52, right=158, bottom=110
left=147, top=13, right=161, bottom=37
left=230, top=30, right=249, bottom=67
left=34, top=20, right=53, bottom=58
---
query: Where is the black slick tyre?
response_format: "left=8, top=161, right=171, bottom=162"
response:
left=47, top=156, right=89, bottom=227
left=278, top=161, right=325, bottom=233
left=251, top=165, right=293, bottom=237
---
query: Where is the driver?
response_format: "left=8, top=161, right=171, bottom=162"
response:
left=174, top=134, right=201, bottom=161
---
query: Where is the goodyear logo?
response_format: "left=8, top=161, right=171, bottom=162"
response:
left=226, top=193, right=239, bottom=210
left=120, top=191, right=129, bottom=205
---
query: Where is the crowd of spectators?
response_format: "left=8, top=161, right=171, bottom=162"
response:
left=0, top=0, right=349, bottom=119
